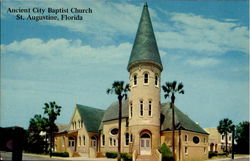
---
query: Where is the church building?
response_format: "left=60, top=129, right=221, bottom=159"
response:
left=54, top=3, right=209, bottom=161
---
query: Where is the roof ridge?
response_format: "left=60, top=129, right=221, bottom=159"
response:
left=76, top=104, right=105, bottom=111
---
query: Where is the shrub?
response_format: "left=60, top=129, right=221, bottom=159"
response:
left=159, top=143, right=173, bottom=161
left=106, top=152, right=118, bottom=158
left=51, top=152, right=69, bottom=157
left=121, top=152, right=132, bottom=161
left=208, top=151, right=218, bottom=158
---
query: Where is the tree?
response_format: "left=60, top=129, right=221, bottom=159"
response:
left=217, top=118, right=233, bottom=156
left=43, top=101, right=62, bottom=157
left=26, top=114, right=49, bottom=153
left=235, top=121, right=249, bottom=154
left=162, top=81, right=184, bottom=161
left=107, top=81, right=129, bottom=161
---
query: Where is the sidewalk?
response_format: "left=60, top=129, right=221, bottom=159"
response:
left=62, top=157, right=116, bottom=161
left=205, top=155, right=250, bottom=161
left=24, top=153, right=117, bottom=161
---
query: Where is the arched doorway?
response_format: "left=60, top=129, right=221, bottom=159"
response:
left=215, top=144, right=218, bottom=152
left=210, top=143, right=214, bottom=151
left=68, top=136, right=76, bottom=152
left=91, top=136, right=97, bottom=150
left=140, top=132, right=151, bottom=155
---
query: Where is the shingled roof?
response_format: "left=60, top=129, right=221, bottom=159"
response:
left=161, top=103, right=208, bottom=134
left=127, top=3, right=163, bottom=71
left=76, top=104, right=104, bottom=133
left=102, top=100, right=129, bottom=122
left=56, top=123, right=69, bottom=133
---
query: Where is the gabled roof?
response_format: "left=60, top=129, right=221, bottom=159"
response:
left=127, top=3, right=163, bottom=71
left=161, top=103, right=208, bottom=135
left=56, top=123, right=69, bottom=133
left=76, top=104, right=105, bottom=133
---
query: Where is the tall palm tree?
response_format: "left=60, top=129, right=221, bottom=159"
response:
left=43, top=101, right=61, bottom=157
left=217, top=118, right=233, bottom=156
left=162, top=81, right=184, bottom=161
left=107, top=81, right=129, bottom=161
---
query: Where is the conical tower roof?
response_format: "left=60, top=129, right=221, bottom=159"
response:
left=127, top=3, right=163, bottom=71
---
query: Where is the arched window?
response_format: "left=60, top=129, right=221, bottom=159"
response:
left=79, top=136, right=81, bottom=146
left=144, top=73, right=149, bottom=84
left=78, top=120, right=81, bottom=128
left=133, top=74, right=137, bottom=86
left=109, top=138, right=112, bottom=146
left=62, top=136, right=65, bottom=147
left=130, top=102, right=133, bottom=118
left=140, top=100, right=143, bottom=116
left=69, top=137, right=75, bottom=147
left=155, top=75, right=158, bottom=86
left=148, top=101, right=152, bottom=116
left=102, top=134, right=105, bottom=146
left=125, top=133, right=129, bottom=146
left=184, top=135, right=188, bottom=142
left=130, top=134, right=133, bottom=143
left=83, top=135, right=85, bottom=146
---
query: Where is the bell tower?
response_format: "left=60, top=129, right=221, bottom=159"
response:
left=127, top=3, right=163, bottom=155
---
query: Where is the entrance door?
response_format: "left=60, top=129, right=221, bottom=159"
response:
left=91, top=136, right=97, bottom=150
left=140, top=133, right=151, bottom=155
left=68, top=136, right=76, bottom=152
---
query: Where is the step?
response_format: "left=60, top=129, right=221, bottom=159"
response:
left=136, top=155, right=157, bottom=161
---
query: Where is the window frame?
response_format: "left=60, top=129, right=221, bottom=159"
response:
left=140, top=100, right=143, bottom=116
left=109, top=138, right=112, bottom=146
left=144, top=73, right=149, bottom=84
left=185, top=146, right=188, bottom=154
left=130, top=102, right=133, bottom=118
left=83, top=135, right=85, bottom=146
left=78, top=136, right=81, bottom=146
left=133, top=74, right=137, bottom=86
left=155, top=74, right=159, bottom=87
left=130, top=134, right=133, bottom=143
left=184, top=134, right=188, bottom=142
left=148, top=100, right=152, bottom=117
left=125, top=133, right=129, bottom=146
left=110, top=128, right=119, bottom=136
left=102, top=134, right=105, bottom=146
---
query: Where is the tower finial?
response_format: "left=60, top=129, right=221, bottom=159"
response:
left=144, top=2, right=148, bottom=7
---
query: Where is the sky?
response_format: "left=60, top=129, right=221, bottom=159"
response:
left=0, top=0, right=249, bottom=129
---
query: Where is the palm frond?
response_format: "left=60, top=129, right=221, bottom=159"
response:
left=166, top=82, right=172, bottom=89
left=164, top=93, right=169, bottom=99
left=172, top=81, right=177, bottom=90
left=179, top=90, right=184, bottom=94
left=177, top=83, right=184, bottom=91
left=106, top=88, right=113, bottom=94
left=162, top=85, right=168, bottom=92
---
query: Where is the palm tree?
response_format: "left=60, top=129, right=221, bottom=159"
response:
left=43, top=101, right=62, bottom=157
left=162, top=81, right=184, bottom=161
left=217, top=118, right=233, bottom=156
left=107, top=81, right=129, bottom=161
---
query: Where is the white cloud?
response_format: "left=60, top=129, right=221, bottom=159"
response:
left=156, top=12, right=249, bottom=54
left=186, top=57, right=220, bottom=67
left=1, top=38, right=132, bottom=65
